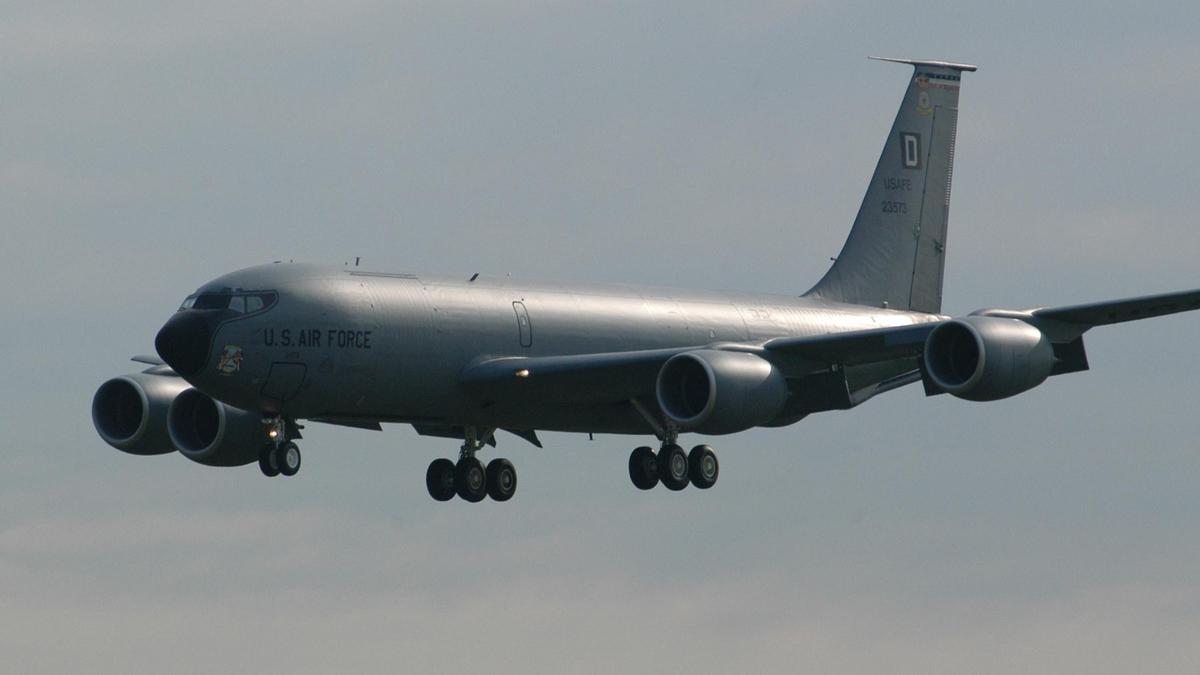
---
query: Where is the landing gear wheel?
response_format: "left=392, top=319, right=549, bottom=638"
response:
left=426, top=458, right=456, bottom=501
left=258, top=443, right=280, bottom=477
left=455, top=457, right=487, bottom=503
left=628, top=446, right=658, bottom=490
left=278, top=442, right=301, bottom=477
left=486, top=458, right=517, bottom=502
left=688, top=445, right=718, bottom=489
left=658, top=444, right=689, bottom=491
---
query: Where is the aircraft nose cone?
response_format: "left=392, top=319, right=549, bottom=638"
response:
left=155, top=311, right=212, bottom=377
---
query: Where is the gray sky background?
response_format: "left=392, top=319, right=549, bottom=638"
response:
left=3, top=2, right=1200, bottom=673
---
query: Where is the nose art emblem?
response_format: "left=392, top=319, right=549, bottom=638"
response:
left=217, top=345, right=244, bottom=375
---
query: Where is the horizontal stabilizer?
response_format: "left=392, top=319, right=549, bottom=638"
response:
left=1032, top=288, right=1200, bottom=327
left=868, top=56, right=978, bottom=72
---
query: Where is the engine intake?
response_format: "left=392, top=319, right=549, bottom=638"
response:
left=655, top=350, right=787, bottom=434
left=167, top=389, right=267, bottom=467
left=92, top=372, right=189, bottom=455
left=923, top=316, right=1055, bottom=401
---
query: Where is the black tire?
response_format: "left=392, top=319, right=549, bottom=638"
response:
left=259, top=443, right=280, bottom=477
left=426, top=458, right=457, bottom=501
left=486, top=458, right=518, bottom=502
left=658, top=444, right=689, bottom=491
left=628, top=446, right=658, bottom=490
left=455, top=457, right=487, bottom=503
left=279, top=442, right=301, bottom=477
left=688, top=445, right=718, bottom=489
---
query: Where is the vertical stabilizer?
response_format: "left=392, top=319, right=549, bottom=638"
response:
left=806, top=58, right=975, bottom=314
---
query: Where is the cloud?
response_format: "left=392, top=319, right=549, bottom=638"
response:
left=3, top=505, right=1200, bottom=674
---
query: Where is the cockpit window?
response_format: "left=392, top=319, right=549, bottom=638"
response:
left=243, top=292, right=277, bottom=312
left=193, top=293, right=232, bottom=310
left=180, top=291, right=278, bottom=314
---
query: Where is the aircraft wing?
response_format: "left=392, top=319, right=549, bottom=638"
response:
left=459, top=322, right=946, bottom=405
left=760, top=322, right=940, bottom=365
left=459, top=288, right=1200, bottom=408
left=1030, top=288, right=1200, bottom=328
left=459, top=347, right=690, bottom=404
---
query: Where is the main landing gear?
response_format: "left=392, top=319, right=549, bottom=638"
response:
left=259, top=416, right=302, bottom=478
left=426, top=427, right=518, bottom=503
left=628, top=436, right=719, bottom=491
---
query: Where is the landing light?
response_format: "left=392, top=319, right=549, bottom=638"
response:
left=268, top=429, right=279, bottom=439
left=515, top=369, right=530, bottom=378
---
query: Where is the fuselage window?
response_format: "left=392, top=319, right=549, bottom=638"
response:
left=245, top=295, right=265, bottom=313
left=178, top=295, right=198, bottom=311
left=228, top=295, right=246, bottom=313
left=254, top=292, right=278, bottom=311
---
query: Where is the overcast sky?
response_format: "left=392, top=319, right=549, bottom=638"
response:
left=3, top=2, right=1200, bottom=673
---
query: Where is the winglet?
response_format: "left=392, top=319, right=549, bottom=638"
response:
left=868, top=56, right=978, bottom=72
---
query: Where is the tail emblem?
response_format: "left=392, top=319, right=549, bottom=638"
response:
left=916, top=91, right=933, bottom=116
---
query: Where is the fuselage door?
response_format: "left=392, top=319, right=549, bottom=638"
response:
left=512, top=301, right=532, bottom=348
left=261, top=362, right=307, bottom=403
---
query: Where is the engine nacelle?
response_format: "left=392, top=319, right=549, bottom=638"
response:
left=167, top=388, right=267, bottom=467
left=655, top=350, right=788, bottom=435
left=923, top=316, right=1055, bottom=402
left=92, top=372, right=190, bottom=455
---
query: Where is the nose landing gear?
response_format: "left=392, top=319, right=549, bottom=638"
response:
left=259, top=416, right=302, bottom=478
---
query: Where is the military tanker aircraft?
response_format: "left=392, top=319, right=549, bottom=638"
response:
left=92, top=58, right=1200, bottom=503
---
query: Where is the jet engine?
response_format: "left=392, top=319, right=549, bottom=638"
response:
left=923, top=316, right=1055, bottom=402
left=92, top=371, right=190, bottom=455
left=167, top=388, right=267, bottom=467
left=655, top=350, right=788, bottom=434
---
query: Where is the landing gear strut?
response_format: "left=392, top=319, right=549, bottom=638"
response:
left=259, top=416, right=302, bottom=478
left=425, top=427, right=518, bottom=503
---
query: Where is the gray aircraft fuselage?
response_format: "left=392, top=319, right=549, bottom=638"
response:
left=165, top=262, right=935, bottom=435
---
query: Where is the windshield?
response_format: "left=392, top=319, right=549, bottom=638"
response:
left=179, top=291, right=277, bottom=314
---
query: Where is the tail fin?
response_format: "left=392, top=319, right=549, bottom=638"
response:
left=806, top=57, right=976, bottom=314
